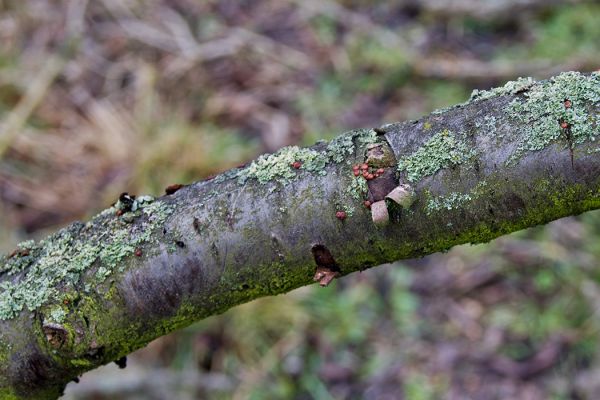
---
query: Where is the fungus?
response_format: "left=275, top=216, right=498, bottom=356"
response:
left=386, top=184, right=416, bottom=208
left=371, top=200, right=389, bottom=226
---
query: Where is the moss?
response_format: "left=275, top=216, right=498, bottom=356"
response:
left=506, top=72, right=600, bottom=163
left=397, top=129, right=477, bottom=182
left=0, top=199, right=174, bottom=320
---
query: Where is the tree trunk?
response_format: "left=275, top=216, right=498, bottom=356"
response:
left=1, top=71, right=599, bottom=399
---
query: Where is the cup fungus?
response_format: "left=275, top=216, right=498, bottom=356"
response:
left=371, top=200, right=389, bottom=226
left=385, top=184, right=416, bottom=208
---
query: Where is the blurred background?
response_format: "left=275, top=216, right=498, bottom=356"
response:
left=1, top=0, right=600, bottom=399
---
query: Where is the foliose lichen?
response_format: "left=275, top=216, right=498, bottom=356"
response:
left=0, top=198, right=173, bottom=320
left=397, top=129, right=477, bottom=182
left=506, top=71, right=600, bottom=162
left=237, top=129, right=378, bottom=186
left=469, top=77, right=536, bottom=102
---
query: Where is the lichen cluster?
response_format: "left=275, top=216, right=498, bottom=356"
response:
left=470, top=77, right=536, bottom=102
left=237, top=129, right=378, bottom=186
left=397, top=129, right=476, bottom=182
left=0, top=199, right=173, bottom=320
left=426, top=182, right=488, bottom=214
left=507, top=71, right=600, bottom=162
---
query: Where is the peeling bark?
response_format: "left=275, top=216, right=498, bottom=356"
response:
left=1, top=72, right=599, bottom=399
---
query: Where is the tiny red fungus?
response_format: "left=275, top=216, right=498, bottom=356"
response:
left=291, top=161, right=302, bottom=169
left=335, top=211, right=347, bottom=220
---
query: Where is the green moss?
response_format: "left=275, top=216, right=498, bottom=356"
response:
left=506, top=72, right=600, bottom=162
left=397, top=129, right=477, bottom=182
left=0, top=199, right=173, bottom=320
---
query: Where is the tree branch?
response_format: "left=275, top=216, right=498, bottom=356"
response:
left=1, top=71, right=599, bottom=399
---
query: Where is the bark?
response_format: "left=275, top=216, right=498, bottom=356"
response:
left=1, top=71, right=599, bottom=399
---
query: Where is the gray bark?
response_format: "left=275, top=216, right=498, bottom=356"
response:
left=1, top=71, right=599, bottom=399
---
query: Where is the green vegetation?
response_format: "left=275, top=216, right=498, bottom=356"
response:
left=397, top=130, right=477, bottom=182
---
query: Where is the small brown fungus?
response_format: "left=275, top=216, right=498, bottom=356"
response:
left=311, top=245, right=340, bottom=287
left=43, top=323, right=68, bottom=349
left=364, top=200, right=371, bottom=209
left=291, top=161, right=302, bottom=169
left=335, top=210, right=347, bottom=220
left=313, top=267, right=338, bottom=287
left=134, top=248, right=142, bottom=257
left=560, top=121, right=569, bottom=129
left=165, top=183, right=184, bottom=195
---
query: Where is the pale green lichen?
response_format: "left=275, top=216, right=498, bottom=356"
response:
left=48, top=306, right=67, bottom=323
left=507, top=71, right=600, bottom=162
left=346, top=175, right=369, bottom=200
left=426, top=181, right=488, bottom=215
left=238, top=146, right=328, bottom=185
left=0, top=199, right=173, bottom=320
left=237, top=129, right=378, bottom=186
left=475, top=115, right=499, bottom=137
left=470, top=77, right=536, bottom=102
left=397, top=129, right=477, bottom=182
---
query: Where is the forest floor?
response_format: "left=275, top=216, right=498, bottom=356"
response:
left=1, top=1, right=600, bottom=399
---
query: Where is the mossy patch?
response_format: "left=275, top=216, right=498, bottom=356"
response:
left=0, top=199, right=174, bottom=320
left=397, top=129, right=477, bottom=183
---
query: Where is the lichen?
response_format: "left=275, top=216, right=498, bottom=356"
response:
left=397, top=129, right=477, bottom=182
left=237, top=129, right=378, bottom=186
left=475, top=115, right=499, bottom=138
left=470, top=77, right=536, bottom=102
left=238, top=146, right=328, bottom=185
left=426, top=182, right=488, bottom=214
left=346, top=175, right=369, bottom=200
left=0, top=199, right=173, bottom=320
left=47, top=306, right=67, bottom=324
left=506, top=71, right=600, bottom=162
